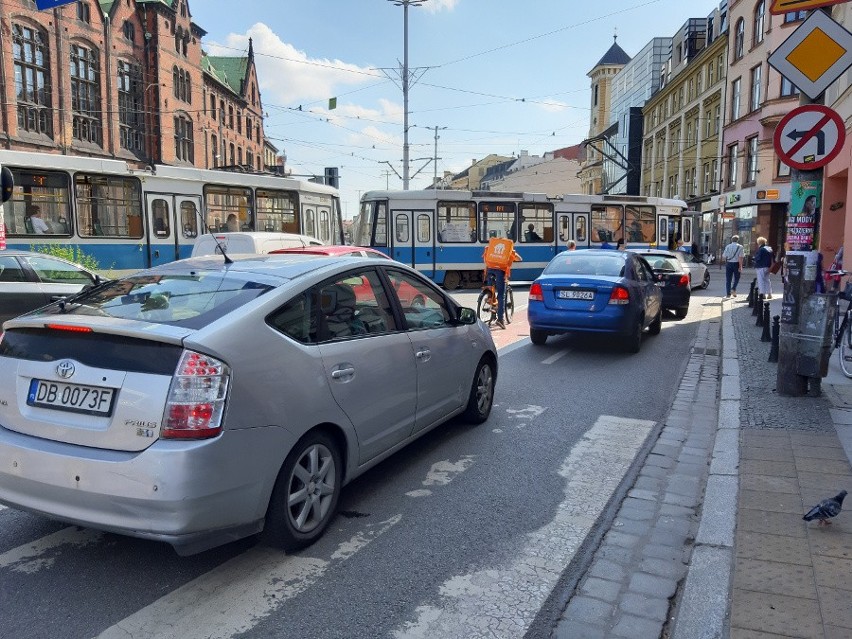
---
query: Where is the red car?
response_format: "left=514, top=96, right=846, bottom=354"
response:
left=269, top=245, right=425, bottom=307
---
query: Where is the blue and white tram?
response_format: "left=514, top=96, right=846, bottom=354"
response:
left=0, top=150, right=343, bottom=270
left=354, top=190, right=695, bottom=289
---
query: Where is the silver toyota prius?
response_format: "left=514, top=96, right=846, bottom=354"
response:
left=0, top=254, right=497, bottom=555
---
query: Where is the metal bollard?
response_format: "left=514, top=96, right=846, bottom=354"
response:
left=761, top=302, right=772, bottom=342
left=748, top=279, right=757, bottom=307
left=768, top=315, right=780, bottom=362
left=755, top=294, right=764, bottom=322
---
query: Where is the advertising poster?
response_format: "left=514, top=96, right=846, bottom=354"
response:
left=786, top=180, right=822, bottom=251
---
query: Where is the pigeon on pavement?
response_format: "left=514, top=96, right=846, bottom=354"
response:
left=803, top=490, right=847, bottom=526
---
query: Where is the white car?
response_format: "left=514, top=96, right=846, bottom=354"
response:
left=673, top=251, right=710, bottom=290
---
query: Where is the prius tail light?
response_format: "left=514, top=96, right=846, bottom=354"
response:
left=529, top=282, right=543, bottom=301
left=162, top=350, right=230, bottom=439
left=608, top=286, right=630, bottom=305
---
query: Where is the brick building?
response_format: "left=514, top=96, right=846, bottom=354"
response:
left=0, top=0, right=266, bottom=171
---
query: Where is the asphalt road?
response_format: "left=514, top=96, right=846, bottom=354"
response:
left=0, top=283, right=709, bottom=639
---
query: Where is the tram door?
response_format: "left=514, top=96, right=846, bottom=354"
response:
left=391, top=210, right=435, bottom=279
left=556, top=213, right=590, bottom=251
left=657, top=214, right=670, bottom=250
left=145, top=194, right=202, bottom=267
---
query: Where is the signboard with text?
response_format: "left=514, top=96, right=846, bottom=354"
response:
left=35, top=0, right=78, bottom=9
left=786, top=181, right=822, bottom=251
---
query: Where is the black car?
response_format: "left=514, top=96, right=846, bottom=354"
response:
left=633, top=249, right=691, bottom=319
left=0, top=250, right=104, bottom=326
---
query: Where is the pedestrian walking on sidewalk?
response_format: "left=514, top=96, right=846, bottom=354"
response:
left=754, top=237, right=773, bottom=299
left=722, top=234, right=744, bottom=297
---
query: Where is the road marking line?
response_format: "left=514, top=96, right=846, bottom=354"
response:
left=542, top=349, right=570, bottom=364
left=0, top=527, right=102, bottom=573
left=95, top=515, right=400, bottom=639
left=392, top=415, right=656, bottom=639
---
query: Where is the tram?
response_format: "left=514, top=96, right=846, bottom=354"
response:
left=0, top=150, right=342, bottom=270
left=354, top=189, right=697, bottom=288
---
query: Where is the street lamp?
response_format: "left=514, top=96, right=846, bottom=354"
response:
left=386, top=0, right=429, bottom=190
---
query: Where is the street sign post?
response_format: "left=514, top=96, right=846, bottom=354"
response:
left=773, top=104, right=846, bottom=170
left=767, top=10, right=852, bottom=100
left=770, top=0, right=848, bottom=14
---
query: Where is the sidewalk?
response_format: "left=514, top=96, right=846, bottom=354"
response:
left=675, top=271, right=852, bottom=639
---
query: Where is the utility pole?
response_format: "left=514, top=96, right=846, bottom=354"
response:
left=384, top=0, right=429, bottom=190
left=432, top=125, right=447, bottom=188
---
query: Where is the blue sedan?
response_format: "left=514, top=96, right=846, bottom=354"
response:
left=527, top=249, right=663, bottom=352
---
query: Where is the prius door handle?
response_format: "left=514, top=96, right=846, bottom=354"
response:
left=331, top=367, right=355, bottom=379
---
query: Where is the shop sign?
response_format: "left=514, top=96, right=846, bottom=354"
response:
left=757, top=189, right=781, bottom=200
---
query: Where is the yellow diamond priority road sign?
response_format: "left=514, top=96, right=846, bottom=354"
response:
left=768, top=9, right=852, bottom=100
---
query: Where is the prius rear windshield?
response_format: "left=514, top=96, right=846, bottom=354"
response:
left=34, top=272, right=274, bottom=329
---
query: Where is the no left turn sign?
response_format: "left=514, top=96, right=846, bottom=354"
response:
left=774, top=104, right=846, bottom=171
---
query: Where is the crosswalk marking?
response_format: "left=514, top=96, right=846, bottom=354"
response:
left=391, top=415, right=656, bottom=639
left=95, top=515, right=401, bottom=639
left=0, top=526, right=102, bottom=573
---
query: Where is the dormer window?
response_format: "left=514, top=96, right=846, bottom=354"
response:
left=77, top=1, right=90, bottom=23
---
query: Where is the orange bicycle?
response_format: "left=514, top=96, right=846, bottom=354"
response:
left=477, top=271, right=514, bottom=326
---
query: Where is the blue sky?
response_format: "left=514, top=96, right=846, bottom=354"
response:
left=192, top=0, right=714, bottom=217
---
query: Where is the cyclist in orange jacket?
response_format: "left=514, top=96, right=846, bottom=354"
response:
left=483, top=237, right=522, bottom=328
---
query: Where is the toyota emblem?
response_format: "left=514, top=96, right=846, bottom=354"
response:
left=56, top=360, right=76, bottom=379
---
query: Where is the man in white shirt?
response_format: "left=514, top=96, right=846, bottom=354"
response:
left=27, top=207, right=50, bottom=234
left=722, top=234, right=744, bottom=297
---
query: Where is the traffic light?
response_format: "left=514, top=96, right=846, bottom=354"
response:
left=324, top=167, right=339, bottom=189
left=0, top=166, right=13, bottom=203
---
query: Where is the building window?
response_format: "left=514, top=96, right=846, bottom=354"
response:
left=686, top=122, right=694, bottom=148
left=77, top=1, right=90, bottom=23
left=70, top=44, right=101, bottom=145
left=746, top=136, right=759, bottom=183
left=781, top=75, right=798, bottom=97
left=246, top=116, right=252, bottom=140
left=117, top=61, right=144, bottom=152
left=123, top=20, right=135, bottom=42
left=229, top=105, right=234, bottom=129
left=731, top=78, right=741, bottom=121
left=229, top=143, right=235, bottom=165
left=784, top=10, right=807, bottom=23
left=594, top=84, right=599, bottom=107
left=708, top=61, right=715, bottom=86
left=172, top=67, right=191, bottom=103
left=174, top=115, right=194, bottom=162
left=211, top=134, right=218, bottom=167
left=703, top=163, right=711, bottom=194
left=750, top=65, right=762, bottom=111
left=714, top=104, right=721, bottom=134
left=12, top=24, right=53, bottom=137
left=175, top=27, right=183, bottom=53
left=753, top=1, right=765, bottom=46
left=712, top=160, right=719, bottom=191
left=247, top=151, right=253, bottom=168
left=734, top=18, right=745, bottom=60
left=727, top=143, right=739, bottom=187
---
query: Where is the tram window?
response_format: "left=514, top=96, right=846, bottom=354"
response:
left=520, top=204, right=553, bottom=243
left=76, top=174, right=143, bottom=238
left=438, top=202, right=476, bottom=243
left=204, top=185, right=252, bottom=233
left=374, top=203, right=388, bottom=247
left=625, top=205, right=655, bottom=243
left=575, top=217, right=587, bottom=243
left=590, top=205, right=622, bottom=244
left=152, top=199, right=170, bottom=237
left=417, top=214, right=431, bottom=243
left=319, top=208, right=330, bottom=242
left=395, top=214, right=410, bottom=243
left=304, top=208, right=316, bottom=239
left=180, top=201, right=198, bottom=238
left=6, top=169, right=72, bottom=237
left=478, top=202, right=514, bottom=242
left=257, top=188, right=298, bottom=234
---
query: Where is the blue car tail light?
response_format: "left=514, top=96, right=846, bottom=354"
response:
left=529, top=282, right=543, bottom=301
left=608, top=286, right=630, bottom=305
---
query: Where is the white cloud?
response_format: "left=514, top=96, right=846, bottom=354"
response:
left=207, top=23, right=381, bottom=107
left=536, top=100, right=571, bottom=113
left=423, top=0, right=459, bottom=13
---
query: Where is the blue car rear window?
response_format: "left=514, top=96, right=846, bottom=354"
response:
left=545, top=255, right=625, bottom=277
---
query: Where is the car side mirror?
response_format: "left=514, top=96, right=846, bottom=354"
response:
left=457, top=307, right=477, bottom=325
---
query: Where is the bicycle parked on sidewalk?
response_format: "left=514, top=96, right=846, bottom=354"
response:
left=825, top=269, right=852, bottom=378
left=477, top=271, right=514, bottom=326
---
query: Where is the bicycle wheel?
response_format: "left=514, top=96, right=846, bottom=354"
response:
left=477, top=290, right=495, bottom=324
left=504, top=285, right=514, bottom=324
left=841, top=314, right=852, bottom=378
